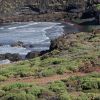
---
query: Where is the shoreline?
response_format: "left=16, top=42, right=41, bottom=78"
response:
left=0, top=22, right=65, bottom=64
left=0, top=20, right=99, bottom=65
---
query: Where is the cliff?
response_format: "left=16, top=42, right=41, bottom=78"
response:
left=0, top=0, right=67, bottom=16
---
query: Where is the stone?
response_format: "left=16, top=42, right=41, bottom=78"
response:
left=11, top=41, right=24, bottom=47
left=26, top=51, right=40, bottom=59
left=5, top=53, right=22, bottom=61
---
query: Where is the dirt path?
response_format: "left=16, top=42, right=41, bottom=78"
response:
left=0, top=72, right=86, bottom=86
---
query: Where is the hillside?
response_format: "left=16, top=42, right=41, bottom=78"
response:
left=0, top=0, right=66, bottom=16
left=0, top=30, right=100, bottom=100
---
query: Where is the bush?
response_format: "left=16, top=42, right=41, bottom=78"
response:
left=75, top=94, right=89, bottom=100
left=59, top=92, right=71, bottom=100
left=94, top=96, right=100, bottom=100
left=49, top=81, right=67, bottom=93
left=2, top=83, right=32, bottom=91
left=52, top=60, right=61, bottom=65
left=89, top=72, right=100, bottom=78
left=96, top=4, right=100, bottom=10
left=42, top=68, right=56, bottom=77
left=81, top=78, right=99, bottom=90
left=0, top=90, right=5, bottom=97
left=50, top=50, right=60, bottom=55
left=0, top=75, right=7, bottom=81
left=66, top=75, right=100, bottom=91
left=56, top=67, right=66, bottom=75
left=1, top=93, right=36, bottom=100
left=25, top=86, right=42, bottom=97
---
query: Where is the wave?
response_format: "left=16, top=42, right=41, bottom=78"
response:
left=0, top=27, right=4, bottom=29
left=0, top=22, right=65, bottom=57
left=67, top=22, right=74, bottom=26
left=0, top=45, right=31, bottom=55
left=0, top=59, right=10, bottom=64
left=8, top=22, right=39, bottom=30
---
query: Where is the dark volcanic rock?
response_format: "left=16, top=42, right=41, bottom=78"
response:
left=50, top=34, right=70, bottom=50
left=26, top=50, right=49, bottom=59
left=0, top=0, right=66, bottom=16
left=0, top=54, right=5, bottom=60
left=0, top=53, right=22, bottom=61
left=26, top=51, right=40, bottom=59
left=50, top=32, right=77, bottom=50
left=11, top=41, right=24, bottom=47
left=5, top=53, right=22, bottom=61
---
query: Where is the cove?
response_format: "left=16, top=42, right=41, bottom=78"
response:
left=0, top=22, right=79, bottom=64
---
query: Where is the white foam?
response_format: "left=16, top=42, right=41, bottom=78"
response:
left=8, top=22, right=38, bottom=30
left=0, top=59, right=10, bottom=64
left=67, top=22, right=74, bottom=26
left=0, top=45, right=31, bottom=55
left=0, top=22, right=64, bottom=56
left=0, top=27, right=4, bottom=29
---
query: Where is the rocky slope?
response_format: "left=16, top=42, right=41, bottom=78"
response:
left=0, top=0, right=66, bottom=16
left=0, top=0, right=68, bottom=22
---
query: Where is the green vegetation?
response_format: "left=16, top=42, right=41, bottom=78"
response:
left=0, top=73, right=100, bottom=100
left=96, top=4, right=100, bottom=10
left=0, top=31, right=100, bottom=100
left=65, top=72, right=100, bottom=92
left=0, top=32, right=99, bottom=80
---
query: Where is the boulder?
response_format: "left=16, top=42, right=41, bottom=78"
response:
left=0, top=54, right=5, bottom=60
left=26, top=51, right=40, bottom=59
left=11, top=41, right=24, bottom=47
left=50, top=34, right=71, bottom=50
left=0, top=53, right=22, bottom=61
left=5, top=53, right=22, bottom=61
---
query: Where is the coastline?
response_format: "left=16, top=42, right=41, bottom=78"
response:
left=0, top=12, right=66, bottom=24
left=0, top=19, right=99, bottom=65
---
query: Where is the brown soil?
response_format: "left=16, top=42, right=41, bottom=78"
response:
left=0, top=72, right=86, bottom=86
left=79, top=66, right=100, bottom=73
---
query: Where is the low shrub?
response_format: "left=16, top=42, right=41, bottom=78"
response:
left=94, top=96, right=100, bottom=100
left=59, top=92, right=71, bottom=100
left=25, top=86, right=42, bottom=97
left=1, top=93, right=36, bottom=100
left=42, top=68, right=56, bottom=77
left=0, top=75, right=7, bottom=81
left=75, top=94, right=89, bottom=100
left=49, top=81, right=67, bottom=93
left=56, top=67, right=66, bottom=75
left=2, top=83, right=32, bottom=91
left=0, top=90, right=5, bottom=97
left=50, top=50, right=60, bottom=55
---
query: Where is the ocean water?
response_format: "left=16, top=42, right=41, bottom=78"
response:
left=0, top=22, right=64, bottom=55
left=0, top=22, right=79, bottom=64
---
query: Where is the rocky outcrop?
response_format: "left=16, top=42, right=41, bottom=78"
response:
left=26, top=51, right=40, bottom=59
left=0, top=0, right=68, bottom=23
left=0, top=0, right=66, bottom=16
left=11, top=41, right=24, bottom=47
left=50, top=33, right=77, bottom=50
left=0, top=12, right=66, bottom=23
left=0, top=53, right=22, bottom=61
left=26, top=50, right=49, bottom=59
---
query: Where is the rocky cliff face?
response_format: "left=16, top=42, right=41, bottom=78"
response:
left=0, top=0, right=67, bottom=16
left=0, top=0, right=26, bottom=16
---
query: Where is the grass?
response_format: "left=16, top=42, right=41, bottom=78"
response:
left=0, top=73, right=100, bottom=100
left=0, top=31, right=99, bottom=80
left=0, top=31, right=100, bottom=99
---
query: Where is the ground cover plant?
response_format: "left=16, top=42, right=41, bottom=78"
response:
left=0, top=31, right=100, bottom=100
